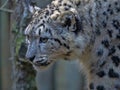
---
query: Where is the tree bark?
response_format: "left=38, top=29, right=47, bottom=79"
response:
left=11, top=0, right=37, bottom=90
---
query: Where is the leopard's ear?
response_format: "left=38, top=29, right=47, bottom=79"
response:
left=55, top=11, right=82, bottom=32
left=25, top=0, right=41, bottom=15
left=28, top=5, right=41, bottom=14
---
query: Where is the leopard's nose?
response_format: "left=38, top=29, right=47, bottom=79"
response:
left=29, top=56, right=35, bottom=62
left=26, top=55, right=35, bottom=62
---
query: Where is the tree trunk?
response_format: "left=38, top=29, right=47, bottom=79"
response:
left=11, top=0, right=37, bottom=90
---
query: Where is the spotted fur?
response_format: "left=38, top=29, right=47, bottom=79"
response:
left=24, top=0, right=120, bottom=90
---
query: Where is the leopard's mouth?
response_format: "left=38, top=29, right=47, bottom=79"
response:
left=32, top=55, right=54, bottom=69
left=32, top=59, right=53, bottom=70
left=33, top=59, right=52, bottom=67
left=26, top=54, right=59, bottom=70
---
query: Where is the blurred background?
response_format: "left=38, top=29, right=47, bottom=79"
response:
left=0, top=0, right=85, bottom=90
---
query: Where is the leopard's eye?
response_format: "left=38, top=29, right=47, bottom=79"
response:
left=39, top=37, right=48, bottom=43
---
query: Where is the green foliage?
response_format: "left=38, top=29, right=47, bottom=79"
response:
left=12, top=23, right=25, bottom=56
left=15, top=34, right=25, bottom=55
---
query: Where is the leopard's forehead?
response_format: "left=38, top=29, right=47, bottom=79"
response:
left=24, top=0, right=77, bottom=36
left=24, top=9, right=51, bottom=36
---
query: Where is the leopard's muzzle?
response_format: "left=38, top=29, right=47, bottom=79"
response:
left=26, top=55, right=52, bottom=67
left=33, top=55, right=51, bottom=66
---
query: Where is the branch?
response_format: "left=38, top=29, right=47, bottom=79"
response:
left=0, top=0, right=13, bottom=13
left=1, top=0, right=9, bottom=8
left=0, top=8, right=13, bottom=13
